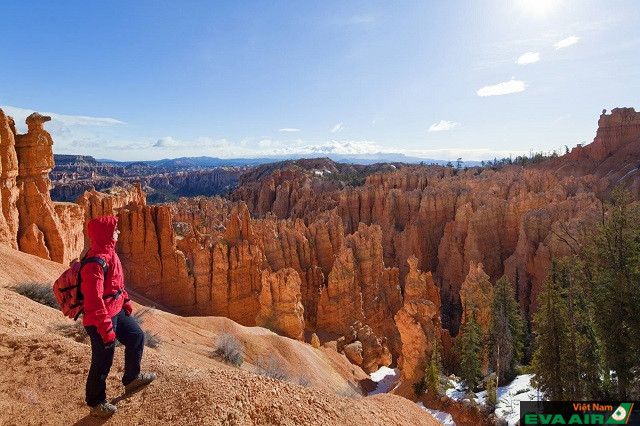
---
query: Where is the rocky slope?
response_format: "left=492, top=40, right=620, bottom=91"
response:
left=0, top=246, right=439, bottom=426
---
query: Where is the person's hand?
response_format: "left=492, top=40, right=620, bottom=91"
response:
left=123, top=300, right=133, bottom=316
left=103, top=329, right=116, bottom=348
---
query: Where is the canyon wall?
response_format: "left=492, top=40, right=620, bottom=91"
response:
left=0, top=109, right=19, bottom=248
left=52, top=167, right=245, bottom=203
left=4, top=106, right=639, bottom=376
left=75, top=109, right=635, bottom=371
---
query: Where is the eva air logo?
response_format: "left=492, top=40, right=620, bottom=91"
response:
left=608, top=403, right=634, bottom=424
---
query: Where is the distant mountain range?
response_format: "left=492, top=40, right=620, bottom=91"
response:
left=92, top=154, right=483, bottom=168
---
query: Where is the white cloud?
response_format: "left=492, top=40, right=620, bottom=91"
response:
left=553, top=36, right=580, bottom=49
left=477, top=79, right=527, bottom=97
left=266, top=141, right=529, bottom=162
left=331, top=123, right=344, bottom=133
left=271, top=140, right=388, bottom=156
left=152, top=136, right=229, bottom=150
left=516, top=52, right=541, bottom=64
left=428, top=120, right=459, bottom=132
left=278, top=128, right=300, bottom=132
left=153, top=136, right=182, bottom=148
left=1, top=104, right=125, bottom=130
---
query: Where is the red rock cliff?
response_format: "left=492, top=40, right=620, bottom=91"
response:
left=0, top=109, right=19, bottom=248
left=12, top=112, right=83, bottom=264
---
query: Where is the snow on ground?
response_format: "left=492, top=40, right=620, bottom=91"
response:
left=367, top=367, right=457, bottom=425
left=417, top=402, right=456, bottom=425
left=367, top=366, right=400, bottom=395
left=445, top=377, right=467, bottom=400
left=446, top=374, right=540, bottom=426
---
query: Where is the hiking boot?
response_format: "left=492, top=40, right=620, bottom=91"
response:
left=89, top=401, right=118, bottom=418
left=124, top=372, right=157, bottom=394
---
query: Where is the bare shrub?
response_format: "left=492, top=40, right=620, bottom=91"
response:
left=11, top=282, right=57, bottom=308
left=212, top=333, right=244, bottom=366
left=132, top=307, right=153, bottom=325
left=143, top=330, right=161, bottom=349
left=55, top=321, right=89, bottom=343
left=130, top=307, right=160, bottom=348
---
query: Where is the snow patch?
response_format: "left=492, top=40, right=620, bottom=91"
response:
left=446, top=374, right=541, bottom=426
left=367, top=366, right=400, bottom=395
left=417, top=402, right=456, bottom=425
left=445, top=378, right=467, bottom=400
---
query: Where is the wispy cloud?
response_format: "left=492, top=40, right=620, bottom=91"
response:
left=0, top=104, right=125, bottom=128
left=278, top=128, right=300, bottom=132
left=152, top=136, right=229, bottom=150
left=555, top=114, right=572, bottom=122
left=553, top=36, right=580, bottom=49
left=331, top=123, right=344, bottom=133
left=428, top=120, right=459, bottom=132
left=477, top=79, right=527, bottom=97
left=153, top=136, right=182, bottom=148
left=516, top=52, right=541, bottom=65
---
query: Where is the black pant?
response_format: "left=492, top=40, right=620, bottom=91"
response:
left=85, top=308, right=145, bottom=407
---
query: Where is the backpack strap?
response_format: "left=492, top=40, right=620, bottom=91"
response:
left=82, top=257, right=108, bottom=277
left=76, top=257, right=109, bottom=303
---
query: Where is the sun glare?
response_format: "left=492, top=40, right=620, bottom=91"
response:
left=519, top=0, right=559, bottom=18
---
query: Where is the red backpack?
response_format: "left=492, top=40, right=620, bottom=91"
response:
left=53, top=256, right=108, bottom=321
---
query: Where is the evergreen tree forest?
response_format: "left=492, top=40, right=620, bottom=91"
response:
left=424, top=185, right=638, bottom=404
left=531, top=185, right=640, bottom=400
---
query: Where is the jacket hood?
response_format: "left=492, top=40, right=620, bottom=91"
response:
left=87, top=216, right=119, bottom=250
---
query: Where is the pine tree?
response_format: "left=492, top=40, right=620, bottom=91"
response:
left=489, top=275, right=525, bottom=385
left=425, top=341, right=443, bottom=396
left=485, top=373, right=498, bottom=410
left=560, top=258, right=604, bottom=399
left=456, top=310, right=484, bottom=391
left=531, top=262, right=569, bottom=399
left=530, top=258, right=605, bottom=400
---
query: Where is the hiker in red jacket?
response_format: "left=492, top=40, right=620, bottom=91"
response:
left=81, top=216, right=156, bottom=418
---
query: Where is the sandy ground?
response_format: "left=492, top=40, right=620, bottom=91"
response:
left=0, top=246, right=438, bottom=425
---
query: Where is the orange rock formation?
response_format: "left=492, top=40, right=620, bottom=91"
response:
left=0, top=109, right=19, bottom=248
left=0, top=110, right=84, bottom=264
left=256, top=268, right=305, bottom=341
left=459, top=262, right=493, bottom=332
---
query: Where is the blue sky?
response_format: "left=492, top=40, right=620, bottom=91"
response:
left=1, top=0, right=638, bottom=161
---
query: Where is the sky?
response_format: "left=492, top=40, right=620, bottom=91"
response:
left=1, top=0, right=639, bottom=162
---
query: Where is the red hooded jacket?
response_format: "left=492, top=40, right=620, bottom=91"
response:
left=81, top=216, right=132, bottom=343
